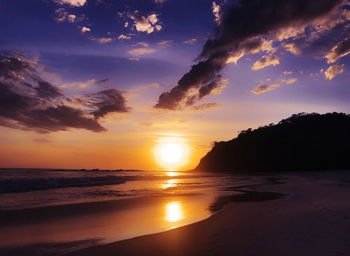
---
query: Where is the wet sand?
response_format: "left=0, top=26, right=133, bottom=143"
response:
left=67, top=171, right=350, bottom=256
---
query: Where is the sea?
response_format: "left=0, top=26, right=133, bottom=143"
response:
left=0, top=168, right=262, bottom=256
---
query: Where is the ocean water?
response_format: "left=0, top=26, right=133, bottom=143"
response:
left=0, top=168, right=260, bottom=255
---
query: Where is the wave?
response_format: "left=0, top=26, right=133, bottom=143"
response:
left=0, top=176, right=128, bottom=193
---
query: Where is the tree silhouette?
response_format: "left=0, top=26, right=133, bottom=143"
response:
left=195, top=113, right=350, bottom=172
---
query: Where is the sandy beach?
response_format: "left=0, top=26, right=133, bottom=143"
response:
left=67, top=171, right=350, bottom=256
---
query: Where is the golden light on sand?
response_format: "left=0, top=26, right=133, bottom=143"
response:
left=154, top=135, right=190, bottom=170
left=165, top=202, right=184, bottom=222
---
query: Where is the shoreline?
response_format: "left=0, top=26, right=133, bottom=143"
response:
left=66, top=171, right=350, bottom=256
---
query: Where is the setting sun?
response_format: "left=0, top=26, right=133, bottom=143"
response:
left=160, top=143, right=183, bottom=164
left=154, top=136, right=191, bottom=170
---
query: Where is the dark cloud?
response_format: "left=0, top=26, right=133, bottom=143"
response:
left=334, top=37, right=350, bottom=56
left=282, top=16, right=350, bottom=58
left=0, top=53, right=129, bottom=133
left=81, top=89, right=130, bottom=119
left=154, top=51, right=227, bottom=109
left=35, top=81, right=62, bottom=99
left=326, top=37, right=350, bottom=63
left=95, top=78, right=109, bottom=84
left=0, top=82, right=34, bottom=119
left=155, top=0, right=343, bottom=110
left=22, top=105, right=106, bottom=133
left=0, top=54, right=36, bottom=80
left=200, top=0, right=342, bottom=58
left=0, top=80, right=105, bottom=133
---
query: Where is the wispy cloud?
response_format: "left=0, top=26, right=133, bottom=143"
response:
left=157, top=40, right=172, bottom=47
left=91, top=37, right=113, bottom=44
left=324, top=64, right=344, bottom=80
left=54, top=0, right=86, bottom=7
left=212, top=2, right=221, bottom=24
left=192, top=102, right=221, bottom=111
left=118, top=34, right=131, bottom=40
left=128, top=83, right=160, bottom=93
left=278, top=78, right=298, bottom=85
left=325, top=38, right=350, bottom=64
left=128, top=48, right=156, bottom=55
left=59, top=79, right=98, bottom=89
left=184, top=38, right=197, bottom=44
left=251, top=55, right=280, bottom=71
left=154, top=0, right=166, bottom=3
left=252, top=83, right=280, bottom=95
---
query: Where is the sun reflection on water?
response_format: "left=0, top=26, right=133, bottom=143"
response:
left=165, top=202, right=184, bottom=223
left=161, top=179, right=178, bottom=189
left=166, top=171, right=179, bottom=176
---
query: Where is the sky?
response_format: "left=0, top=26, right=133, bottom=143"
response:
left=0, top=0, right=349, bottom=170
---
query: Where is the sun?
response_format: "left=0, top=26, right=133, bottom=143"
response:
left=160, top=143, right=183, bottom=164
left=154, top=136, right=190, bottom=170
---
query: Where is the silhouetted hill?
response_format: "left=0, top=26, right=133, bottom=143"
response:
left=195, top=113, right=350, bottom=173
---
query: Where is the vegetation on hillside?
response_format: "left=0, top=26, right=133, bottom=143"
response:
left=195, top=113, right=350, bottom=172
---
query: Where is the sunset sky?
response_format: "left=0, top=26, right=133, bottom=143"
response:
left=0, top=0, right=349, bottom=170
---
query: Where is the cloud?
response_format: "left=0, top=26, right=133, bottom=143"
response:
left=0, top=54, right=35, bottom=80
left=54, top=0, right=86, bottom=7
left=192, top=102, right=221, bottom=111
left=128, top=57, right=140, bottom=61
left=79, top=89, right=130, bottom=118
left=285, top=78, right=298, bottom=84
left=227, top=39, right=275, bottom=65
left=282, top=42, right=302, bottom=55
left=128, top=48, right=156, bottom=56
left=184, top=38, right=197, bottom=44
left=155, top=76, right=228, bottom=110
left=118, top=34, right=131, bottom=40
left=324, top=63, right=344, bottom=80
left=91, top=37, right=113, bottom=43
left=325, top=37, right=350, bottom=63
left=279, top=4, right=350, bottom=57
left=158, top=40, right=172, bottom=46
left=54, top=8, right=80, bottom=23
left=0, top=53, right=129, bottom=133
left=154, top=0, right=166, bottom=3
left=135, top=42, right=149, bottom=47
left=128, top=11, right=162, bottom=34
left=59, top=79, right=97, bottom=89
left=283, top=71, right=293, bottom=75
left=251, top=55, right=280, bottom=70
left=95, top=78, right=109, bottom=84
left=251, top=84, right=280, bottom=95
left=68, top=14, right=76, bottom=23
left=154, top=0, right=344, bottom=110
left=278, top=78, right=298, bottom=85
left=21, top=105, right=106, bottom=132
left=55, top=8, right=69, bottom=22
left=212, top=2, right=221, bottom=25
left=129, top=83, right=160, bottom=92
left=81, top=26, right=91, bottom=33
